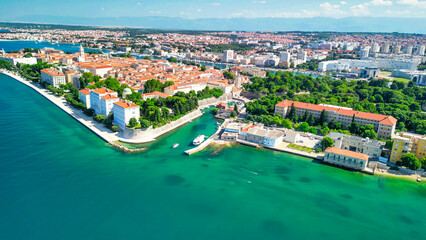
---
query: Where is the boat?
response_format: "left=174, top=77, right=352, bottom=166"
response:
left=172, top=143, right=179, bottom=148
left=192, top=135, right=205, bottom=146
left=417, top=176, right=422, bottom=182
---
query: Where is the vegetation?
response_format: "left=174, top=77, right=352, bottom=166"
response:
left=399, top=153, right=422, bottom=170
left=223, top=71, right=235, bottom=81
left=321, top=137, right=334, bottom=151
left=195, top=86, right=223, bottom=100
left=288, top=143, right=313, bottom=152
left=244, top=71, right=426, bottom=135
left=143, top=79, right=174, bottom=93
left=208, top=44, right=255, bottom=53
left=111, top=125, right=120, bottom=132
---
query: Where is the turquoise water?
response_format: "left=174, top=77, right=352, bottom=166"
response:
left=0, top=73, right=425, bottom=239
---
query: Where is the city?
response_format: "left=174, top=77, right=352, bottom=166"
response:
left=0, top=1, right=425, bottom=239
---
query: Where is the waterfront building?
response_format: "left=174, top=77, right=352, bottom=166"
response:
left=324, top=147, right=370, bottom=171
left=275, top=100, right=397, bottom=139
left=89, top=88, right=118, bottom=115
left=0, top=54, right=37, bottom=66
left=327, top=132, right=385, bottom=158
left=100, top=94, right=120, bottom=116
left=246, top=127, right=283, bottom=147
left=78, top=89, right=92, bottom=108
left=318, top=58, right=419, bottom=72
left=389, top=132, right=426, bottom=164
left=40, top=68, right=66, bottom=88
left=113, top=100, right=140, bottom=129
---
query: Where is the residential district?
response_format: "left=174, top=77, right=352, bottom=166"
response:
left=0, top=24, right=425, bottom=181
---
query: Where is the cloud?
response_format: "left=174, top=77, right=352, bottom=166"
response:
left=211, top=3, right=221, bottom=6
left=180, top=11, right=185, bottom=15
left=197, top=9, right=202, bottom=12
left=137, top=2, right=141, bottom=5
left=340, top=1, right=347, bottom=5
left=397, top=0, right=426, bottom=8
left=149, top=10, right=161, bottom=14
left=371, top=0, right=393, bottom=6
left=100, top=7, right=105, bottom=11
left=253, top=0, right=267, bottom=3
left=320, top=2, right=345, bottom=15
left=349, top=0, right=393, bottom=15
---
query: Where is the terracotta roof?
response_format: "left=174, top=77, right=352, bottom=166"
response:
left=102, top=94, right=119, bottom=100
left=276, top=100, right=397, bottom=125
left=92, top=88, right=116, bottom=94
left=143, top=91, right=170, bottom=98
left=79, top=89, right=91, bottom=95
left=114, top=100, right=139, bottom=109
left=325, top=147, right=369, bottom=161
left=41, top=68, right=64, bottom=76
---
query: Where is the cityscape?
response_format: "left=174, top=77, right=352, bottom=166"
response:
left=0, top=0, right=425, bottom=239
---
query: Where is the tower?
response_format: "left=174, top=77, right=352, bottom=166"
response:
left=78, top=45, right=85, bottom=62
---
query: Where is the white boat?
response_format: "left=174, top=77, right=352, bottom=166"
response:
left=192, top=135, right=205, bottom=146
left=173, top=143, right=179, bottom=148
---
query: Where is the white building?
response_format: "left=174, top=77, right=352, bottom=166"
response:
left=113, top=100, right=140, bottom=129
left=79, top=64, right=113, bottom=78
left=404, top=45, right=413, bottom=55
left=319, top=58, right=419, bottom=72
left=0, top=55, right=37, bottom=66
left=296, top=50, right=307, bottom=62
left=40, top=68, right=66, bottom=88
left=381, top=44, right=390, bottom=54
left=324, top=147, right=370, bottom=171
left=78, top=89, right=92, bottom=108
left=100, top=94, right=120, bottom=116
left=89, top=88, right=118, bottom=115
left=77, top=45, right=85, bottom=62
left=371, top=43, right=380, bottom=53
left=280, top=51, right=291, bottom=63
left=223, top=50, right=234, bottom=62
left=416, top=45, right=425, bottom=56
left=164, top=81, right=207, bottom=95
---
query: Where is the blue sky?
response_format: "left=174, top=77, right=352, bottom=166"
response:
left=1, top=0, right=425, bottom=19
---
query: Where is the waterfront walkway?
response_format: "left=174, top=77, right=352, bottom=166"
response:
left=0, top=69, right=120, bottom=143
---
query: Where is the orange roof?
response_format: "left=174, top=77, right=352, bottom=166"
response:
left=276, top=100, right=397, bottom=125
left=114, top=100, right=139, bottom=109
left=143, top=91, right=170, bottom=98
left=102, top=94, right=119, bottom=100
left=325, top=147, right=369, bottom=161
left=41, top=68, right=64, bottom=76
left=92, top=88, right=116, bottom=94
left=79, top=89, right=91, bottom=95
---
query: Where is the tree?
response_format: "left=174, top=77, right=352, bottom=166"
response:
left=321, top=137, right=334, bottom=151
left=321, top=127, right=330, bottom=136
left=400, top=153, right=422, bottom=170
left=282, top=119, right=292, bottom=129
left=111, top=125, right=120, bottom=132
left=200, top=65, right=206, bottom=71
left=361, top=129, right=377, bottom=139
left=287, top=103, right=297, bottom=122
left=223, top=71, right=235, bottom=80
left=94, top=115, right=106, bottom=123
left=298, top=122, right=310, bottom=132
left=139, top=118, right=151, bottom=128
left=128, top=117, right=138, bottom=128
left=421, top=157, right=426, bottom=169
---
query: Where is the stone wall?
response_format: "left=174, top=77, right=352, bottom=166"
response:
left=198, top=93, right=233, bottom=108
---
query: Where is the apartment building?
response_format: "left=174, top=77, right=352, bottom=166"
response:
left=324, top=147, right=370, bottom=171
left=389, top=132, right=426, bottom=163
left=78, top=89, right=91, bottom=108
left=100, top=94, right=120, bottom=116
left=89, top=88, right=118, bottom=115
left=113, top=100, right=140, bottom=129
left=275, top=100, right=397, bottom=139
left=40, top=68, right=66, bottom=88
left=328, top=132, right=385, bottom=158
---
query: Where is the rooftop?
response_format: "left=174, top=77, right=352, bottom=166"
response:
left=325, top=147, right=370, bottom=161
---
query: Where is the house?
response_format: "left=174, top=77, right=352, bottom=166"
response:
left=100, top=94, right=119, bottom=116
left=324, top=147, right=370, bottom=171
left=89, top=88, right=118, bottom=115
left=327, top=132, right=385, bottom=158
left=78, top=89, right=92, bottom=108
left=113, top=100, right=140, bottom=129
left=40, top=68, right=66, bottom=88
left=142, top=91, right=170, bottom=100
left=283, top=130, right=301, bottom=143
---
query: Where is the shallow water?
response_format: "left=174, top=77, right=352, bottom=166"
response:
left=0, top=73, right=425, bottom=240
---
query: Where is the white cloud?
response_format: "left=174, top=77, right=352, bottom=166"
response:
left=100, top=7, right=105, bottom=11
left=253, top=1, right=267, bottom=3
left=340, top=1, right=347, bottom=5
left=350, top=3, right=370, bottom=15
left=197, top=9, right=202, bottom=12
left=397, top=0, right=426, bottom=8
left=149, top=10, right=161, bottom=14
left=180, top=11, right=185, bottom=15
left=320, top=2, right=340, bottom=9
left=137, top=2, right=141, bottom=5
left=211, top=3, right=221, bottom=6
left=371, top=0, right=393, bottom=6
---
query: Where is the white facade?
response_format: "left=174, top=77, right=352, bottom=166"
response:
left=89, top=88, right=118, bottom=115
left=223, top=50, right=234, bottom=62
left=0, top=56, right=37, bottom=66
left=324, top=147, right=369, bottom=171
left=78, top=89, right=91, bottom=108
left=296, top=50, right=307, bottom=62
left=40, top=68, right=66, bottom=88
left=113, top=100, right=140, bottom=129
left=100, top=95, right=119, bottom=116
left=319, top=58, right=419, bottom=72
left=280, top=51, right=291, bottom=63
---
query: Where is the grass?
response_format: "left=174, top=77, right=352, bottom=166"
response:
left=391, top=77, right=411, bottom=83
left=288, top=143, right=313, bottom=152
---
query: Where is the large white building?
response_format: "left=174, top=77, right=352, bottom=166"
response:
left=100, top=94, right=119, bottom=116
left=0, top=55, right=37, bottom=66
left=113, top=100, right=140, bottom=129
left=279, top=51, right=291, bottom=63
left=40, top=68, right=66, bottom=88
left=319, top=58, right=419, bottom=72
left=89, top=88, right=118, bottom=115
left=78, top=89, right=92, bottom=108
left=416, top=45, right=425, bottom=56
left=324, top=147, right=370, bottom=171
left=79, top=63, right=113, bottom=77
left=296, top=50, right=307, bottom=62
left=223, top=50, right=234, bottom=62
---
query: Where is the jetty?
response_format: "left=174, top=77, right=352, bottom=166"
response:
left=185, top=119, right=229, bottom=155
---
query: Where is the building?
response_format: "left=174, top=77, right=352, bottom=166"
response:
left=246, top=127, right=283, bottom=147
left=77, top=45, right=85, bottom=62
left=40, top=68, right=66, bottom=88
left=389, top=132, right=426, bottom=164
left=318, top=58, right=419, bottom=72
left=296, top=50, right=307, bottom=62
left=371, top=43, right=380, bottom=53
left=416, top=45, right=425, bottom=56
left=328, top=132, right=385, bottom=158
left=78, top=89, right=92, bottom=108
left=79, top=63, right=113, bottom=77
left=360, top=67, right=379, bottom=78
left=324, top=147, right=370, bottom=171
left=280, top=51, right=291, bottom=63
left=393, top=45, right=401, bottom=54
left=142, top=91, right=170, bottom=100
left=381, top=44, right=390, bottom=54
left=89, top=88, right=118, bottom=115
left=359, top=47, right=370, bottom=59
left=0, top=54, right=37, bottom=66
left=113, top=100, right=140, bottom=129
left=404, top=45, right=413, bottom=55
left=275, top=100, right=397, bottom=139
left=223, top=50, right=234, bottom=62
left=100, top=94, right=120, bottom=116
left=164, top=81, right=207, bottom=95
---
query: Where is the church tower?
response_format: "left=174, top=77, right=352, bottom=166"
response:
left=78, top=45, right=85, bottom=62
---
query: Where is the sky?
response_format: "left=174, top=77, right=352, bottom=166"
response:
left=0, top=0, right=425, bottom=19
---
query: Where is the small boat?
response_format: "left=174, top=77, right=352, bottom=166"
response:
left=173, top=143, right=179, bottom=148
left=417, top=176, right=422, bottom=182
left=192, top=135, right=205, bottom=146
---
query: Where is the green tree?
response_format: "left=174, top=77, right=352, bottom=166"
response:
left=139, top=118, right=151, bottom=128
left=287, top=103, right=297, bottom=122
left=321, top=137, right=334, bottom=151
left=94, top=115, right=106, bottom=123
left=200, top=65, right=206, bottom=71
left=298, top=122, right=310, bottom=132
left=321, top=126, right=330, bottom=136
left=400, top=153, right=422, bottom=170
left=111, top=125, right=120, bottom=132
left=128, top=117, right=138, bottom=128
left=223, top=71, right=235, bottom=80
left=282, top=119, right=292, bottom=129
left=319, top=110, right=328, bottom=125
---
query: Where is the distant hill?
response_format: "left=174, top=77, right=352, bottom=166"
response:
left=5, top=15, right=426, bottom=34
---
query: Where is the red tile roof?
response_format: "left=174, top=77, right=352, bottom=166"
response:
left=41, top=68, right=64, bottom=76
left=276, top=100, right=397, bottom=125
left=92, top=88, right=116, bottom=94
left=143, top=91, right=170, bottom=98
left=79, top=89, right=91, bottom=95
left=102, top=94, right=119, bottom=100
left=114, top=100, right=139, bottom=109
left=325, top=147, right=369, bottom=161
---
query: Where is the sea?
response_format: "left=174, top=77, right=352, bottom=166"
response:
left=0, top=45, right=426, bottom=239
left=0, top=40, right=105, bottom=53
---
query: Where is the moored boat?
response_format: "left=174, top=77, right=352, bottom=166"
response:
left=192, top=135, right=205, bottom=146
left=173, top=143, right=179, bottom=148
